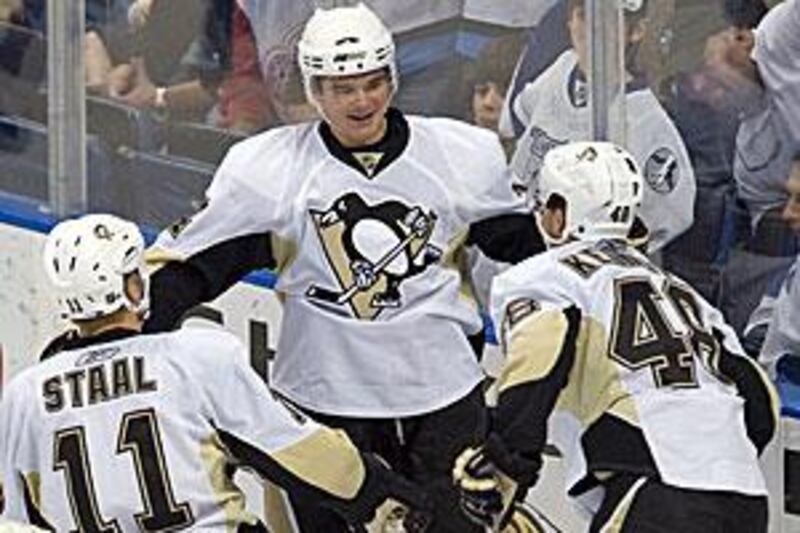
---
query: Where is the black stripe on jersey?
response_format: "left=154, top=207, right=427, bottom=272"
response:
left=494, top=306, right=581, bottom=483
left=20, top=473, right=55, bottom=531
left=216, top=429, right=390, bottom=525
left=145, top=232, right=274, bottom=332
left=40, top=329, right=138, bottom=360
left=467, top=213, right=546, bottom=264
left=237, top=521, right=269, bottom=532
left=574, top=414, right=659, bottom=497
left=39, top=329, right=80, bottom=361
left=714, top=330, right=777, bottom=455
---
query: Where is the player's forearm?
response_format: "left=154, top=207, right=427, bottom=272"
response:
left=145, top=232, right=275, bottom=332
left=216, top=428, right=426, bottom=525
left=493, top=306, right=581, bottom=483
left=467, top=213, right=545, bottom=264
left=144, top=261, right=211, bottom=332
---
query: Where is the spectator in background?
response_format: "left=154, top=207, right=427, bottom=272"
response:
left=498, top=0, right=571, bottom=139
left=507, top=0, right=696, bottom=253
left=705, top=0, right=800, bottom=256
left=266, top=59, right=317, bottom=126
left=215, top=1, right=273, bottom=132
left=101, top=0, right=271, bottom=133
left=0, top=0, right=43, bottom=120
left=463, top=31, right=526, bottom=138
left=745, top=157, right=800, bottom=374
left=1, top=0, right=133, bottom=117
left=500, top=0, right=676, bottom=139
left=107, top=0, right=230, bottom=123
left=702, top=0, right=800, bottom=334
left=659, top=0, right=769, bottom=303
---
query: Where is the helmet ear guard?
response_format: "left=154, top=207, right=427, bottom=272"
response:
left=43, top=214, right=150, bottom=322
left=535, top=142, right=644, bottom=244
left=297, top=3, right=397, bottom=109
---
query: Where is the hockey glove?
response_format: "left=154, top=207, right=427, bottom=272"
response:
left=453, top=434, right=541, bottom=531
left=347, top=454, right=433, bottom=532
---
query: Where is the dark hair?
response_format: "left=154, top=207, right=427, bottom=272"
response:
left=464, top=31, right=527, bottom=96
left=545, top=193, right=567, bottom=212
left=723, top=0, right=769, bottom=29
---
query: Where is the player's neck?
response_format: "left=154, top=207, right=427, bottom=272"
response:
left=76, top=309, right=143, bottom=338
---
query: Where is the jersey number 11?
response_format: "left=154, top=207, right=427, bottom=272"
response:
left=53, top=408, right=194, bottom=532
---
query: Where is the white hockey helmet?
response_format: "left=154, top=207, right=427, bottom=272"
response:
left=535, top=142, right=643, bottom=243
left=297, top=3, right=396, bottom=104
left=43, top=214, right=149, bottom=321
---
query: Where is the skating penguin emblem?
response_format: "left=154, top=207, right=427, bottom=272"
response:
left=307, top=192, right=442, bottom=320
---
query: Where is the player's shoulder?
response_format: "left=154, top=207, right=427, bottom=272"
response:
left=139, top=327, right=247, bottom=387
left=493, top=240, right=631, bottom=300
left=539, top=48, right=577, bottom=83
left=492, top=246, right=564, bottom=298
left=1, top=360, right=47, bottom=410
left=407, top=115, right=507, bottom=186
left=216, top=121, right=320, bottom=184
left=409, top=114, right=502, bottom=149
left=626, top=86, right=671, bottom=124
left=226, top=121, right=317, bottom=160
left=160, top=326, right=245, bottom=362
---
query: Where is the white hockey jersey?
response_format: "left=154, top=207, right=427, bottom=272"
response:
left=509, top=50, right=696, bottom=251
left=0, top=327, right=377, bottom=531
left=150, top=114, right=529, bottom=417
left=490, top=239, right=778, bottom=507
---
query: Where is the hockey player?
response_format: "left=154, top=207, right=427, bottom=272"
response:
left=0, top=214, right=430, bottom=532
left=507, top=0, right=696, bottom=252
left=143, top=3, right=544, bottom=532
left=453, top=142, right=778, bottom=532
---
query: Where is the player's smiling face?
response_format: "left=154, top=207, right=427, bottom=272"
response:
left=315, top=69, right=393, bottom=148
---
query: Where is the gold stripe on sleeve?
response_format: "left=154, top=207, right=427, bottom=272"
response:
left=200, top=433, right=258, bottom=532
left=498, top=310, right=569, bottom=393
left=272, top=428, right=365, bottom=500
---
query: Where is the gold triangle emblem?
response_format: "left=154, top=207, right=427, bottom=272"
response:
left=353, top=151, right=384, bottom=177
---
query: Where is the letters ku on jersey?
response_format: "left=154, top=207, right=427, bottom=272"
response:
left=150, top=115, right=527, bottom=417
left=490, top=239, right=779, bottom=510
left=0, top=328, right=370, bottom=531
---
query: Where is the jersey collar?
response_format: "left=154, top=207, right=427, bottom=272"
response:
left=40, top=328, right=140, bottom=360
left=318, top=107, right=410, bottom=179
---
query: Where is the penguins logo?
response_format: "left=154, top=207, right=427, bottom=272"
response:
left=306, top=193, right=442, bottom=320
